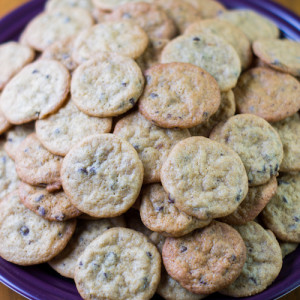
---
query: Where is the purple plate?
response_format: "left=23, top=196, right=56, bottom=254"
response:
left=0, top=0, right=300, bottom=299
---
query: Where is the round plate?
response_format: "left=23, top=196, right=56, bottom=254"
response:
left=0, top=0, right=299, bottom=299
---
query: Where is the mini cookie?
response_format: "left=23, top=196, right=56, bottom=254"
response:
left=0, top=60, right=70, bottom=124
left=15, top=133, right=63, bottom=188
left=46, top=0, right=94, bottom=13
left=23, top=8, right=94, bottom=51
left=19, top=182, right=81, bottom=221
left=61, top=134, right=143, bottom=218
left=4, top=123, right=35, bottom=160
left=210, top=114, right=283, bottom=186
left=161, top=136, right=248, bottom=220
left=280, top=241, right=298, bottom=258
left=154, top=0, right=202, bottom=34
left=218, top=9, right=279, bottom=43
left=0, top=42, right=35, bottom=90
left=71, top=53, right=144, bottom=117
left=92, top=0, right=154, bottom=10
left=184, top=0, right=226, bottom=19
left=72, top=21, right=148, bottom=63
left=41, top=38, right=78, bottom=71
left=261, top=173, right=300, bottom=243
left=234, top=68, right=300, bottom=122
left=189, top=90, right=235, bottom=137
left=74, top=227, right=161, bottom=300
left=113, top=111, right=190, bottom=183
left=36, top=99, right=112, bottom=156
left=0, top=141, right=20, bottom=199
left=140, top=184, right=211, bottom=237
left=49, top=218, right=117, bottom=278
left=272, top=114, right=300, bottom=172
left=126, top=208, right=153, bottom=237
left=0, top=109, right=11, bottom=135
left=0, top=191, right=76, bottom=265
left=107, top=2, right=176, bottom=40
left=138, top=63, right=221, bottom=128
left=161, top=33, right=241, bottom=91
left=253, top=39, right=300, bottom=77
left=162, top=221, right=246, bottom=294
left=185, top=19, right=252, bottom=69
left=220, top=221, right=282, bottom=297
left=220, top=176, right=277, bottom=225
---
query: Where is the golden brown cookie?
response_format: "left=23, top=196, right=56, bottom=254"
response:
left=185, top=0, right=226, bottom=19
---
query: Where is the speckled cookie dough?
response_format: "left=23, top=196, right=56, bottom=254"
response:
left=220, top=222, right=282, bottom=297
left=280, top=241, right=298, bottom=258
left=72, top=21, right=148, bottom=63
left=36, top=99, right=112, bottom=156
left=46, top=0, right=94, bottom=13
left=0, top=42, right=35, bottom=90
left=15, top=133, right=63, bottom=188
left=162, top=221, right=246, bottom=294
left=261, top=173, right=300, bottom=243
left=0, top=191, right=76, bottom=266
left=71, top=53, right=144, bottom=117
left=210, top=114, right=283, bottom=186
left=253, top=39, right=300, bottom=77
left=61, top=134, right=144, bottom=218
left=272, top=114, right=300, bottom=172
left=189, top=90, right=235, bottom=137
left=138, top=62, right=221, bottom=128
left=185, top=19, right=252, bottom=69
left=0, top=109, right=11, bottom=135
left=92, top=0, right=154, bottom=10
left=113, top=111, right=190, bottom=183
left=19, top=182, right=81, bottom=221
left=161, top=136, right=248, bottom=220
left=23, top=8, right=94, bottom=51
left=184, top=0, right=226, bottom=19
left=161, top=33, right=241, bottom=91
left=218, top=9, right=279, bottom=43
left=234, top=68, right=300, bottom=122
left=0, top=60, right=70, bottom=125
left=74, top=227, right=161, bottom=300
left=220, top=176, right=277, bottom=225
left=107, top=2, right=176, bottom=40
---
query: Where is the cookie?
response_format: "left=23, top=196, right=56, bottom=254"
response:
left=220, top=176, right=277, bottom=225
left=49, top=218, right=118, bottom=278
left=161, top=136, right=248, bottom=220
left=113, top=111, right=190, bottom=183
left=19, top=181, right=81, bottom=221
left=15, top=133, right=63, bottom=188
left=92, top=0, right=154, bottom=10
left=74, top=227, right=161, bottom=300
left=71, top=53, right=144, bottom=117
left=46, top=0, right=94, bottom=13
left=41, top=38, right=78, bottom=71
left=210, top=114, right=283, bottom=186
left=261, top=173, right=300, bottom=243
left=36, top=99, right=112, bottom=156
left=0, top=109, right=11, bottom=135
left=61, top=134, right=144, bottom=218
left=126, top=208, right=153, bottom=237
left=4, top=123, right=35, bottom=160
left=0, top=60, right=70, bottom=125
left=72, top=21, right=148, bottom=63
left=161, top=33, right=241, bottom=91
left=218, top=9, right=279, bottom=43
left=0, top=41, right=35, bottom=90
left=280, top=241, right=298, bottom=258
left=272, top=113, right=300, bottom=172
left=138, top=62, right=221, bottom=128
left=162, top=221, right=246, bottom=294
left=0, top=141, right=20, bottom=199
left=154, top=0, right=202, bottom=34
left=23, top=8, right=94, bottom=51
left=0, top=191, right=76, bottom=265
left=253, top=39, right=300, bottom=77
left=185, top=19, right=252, bottom=69
left=184, top=0, right=226, bottom=19
left=234, top=68, right=300, bottom=122
left=189, top=90, right=235, bottom=137
left=107, top=2, right=176, bottom=40
left=220, top=221, right=282, bottom=297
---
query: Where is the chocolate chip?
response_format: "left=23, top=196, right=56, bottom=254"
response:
left=142, top=277, right=149, bottom=290
left=129, top=98, right=135, bottom=105
left=156, top=206, right=164, bottom=212
left=231, top=254, right=236, bottom=261
left=146, top=252, right=152, bottom=258
left=133, top=144, right=140, bottom=151
left=236, top=189, right=243, bottom=202
left=122, top=82, right=127, bottom=87
left=8, top=138, right=13, bottom=142
left=249, top=277, right=257, bottom=285
left=89, top=167, right=96, bottom=175
left=199, top=277, right=207, bottom=285
left=193, top=37, right=200, bottom=41
left=20, top=226, right=29, bottom=236
left=79, top=261, right=83, bottom=266
left=46, top=74, right=51, bottom=79
left=293, top=216, right=300, bottom=222
left=79, top=167, right=88, bottom=175
left=168, top=194, right=175, bottom=204
left=54, top=128, right=60, bottom=134
left=275, top=163, right=279, bottom=172
left=203, top=112, right=208, bottom=118
left=58, top=232, right=63, bottom=238
left=38, top=206, right=46, bottom=216
left=35, top=194, right=44, bottom=202
left=180, top=246, right=187, bottom=253
left=150, top=93, right=158, bottom=98
left=282, top=196, right=288, bottom=203
left=55, top=213, right=65, bottom=221
left=35, top=111, right=40, bottom=117
left=104, top=272, right=108, bottom=279
left=32, top=69, right=39, bottom=74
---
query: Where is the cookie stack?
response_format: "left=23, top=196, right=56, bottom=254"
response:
left=0, top=0, right=300, bottom=299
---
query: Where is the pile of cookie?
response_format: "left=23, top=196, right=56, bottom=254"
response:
left=0, top=0, right=300, bottom=299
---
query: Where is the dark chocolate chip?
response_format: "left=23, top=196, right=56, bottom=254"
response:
left=180, top=246, right=187, bottom=253
left=156, top=206, right=164, bottom=212
left=231, top=254, right=236, bottom=261
left=38, top=206, right=46, bottom=216
left=142, top=277, right=149, bottom=290
left=133, top=144, right=140, bottom=151
left=32, top=69, right=39, bottom=74
left=35, top=111, right=40, bottom=117
left=104, top=272, right=108, bottom=279
left=79, top=167, right=88, bottom=175
left=122, top=82, right=127, bottom=87
left=58, top=232, right=63, bottom=238
left=146, top=251, right=152, bottom=258
left=249, top=277, right=257, bottom=285
left=54, top=128, right=60, bottom=134
left=55, top=213, right=65, bottom=221
left=203, top=112, right=208, bottom=117
left=46, top=74, right=51, bottom=79
left=79, top=261, right=83, bottom=266
left=8, top=138, right=13, bottom=142
left=236, top=189, right=243, bottom=202
left=168, top=194, right=175, bottom=204
left=293, top=216, right=300, bottom=222
left=20, top=226, right=29, bottom=236
left=193, top=37, right=200, bottom=41
left=150, top=93, right=158, bottom=98
left=129, top=98, right=135, bottom=105
left=282, top=196, right=288, bottom=203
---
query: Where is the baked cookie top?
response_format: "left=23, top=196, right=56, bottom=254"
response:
left=46, top=0, right=94, bottom=13
left=185, top=0, right=226, bottom=19
left=61, top=134, right=143, bottom=217
left=92, top=0, right=154, bottom=10
left=161, top=136, right=248, bottom=220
